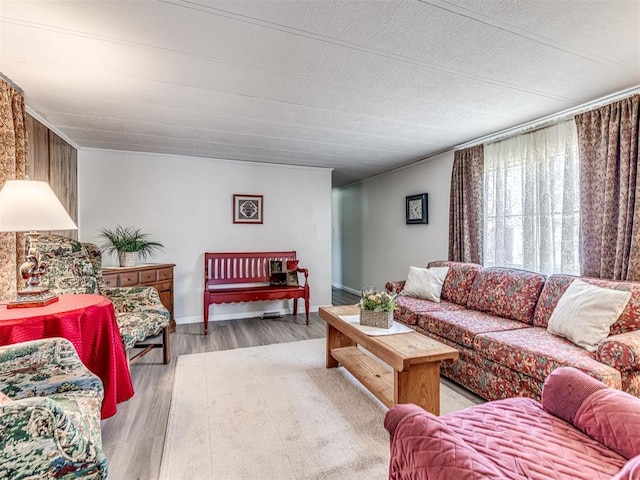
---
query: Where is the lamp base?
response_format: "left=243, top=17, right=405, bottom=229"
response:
left=7, top=289, right=59, bottom=309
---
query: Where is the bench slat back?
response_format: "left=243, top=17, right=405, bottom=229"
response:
left=205, top=251, right=298, bottom=285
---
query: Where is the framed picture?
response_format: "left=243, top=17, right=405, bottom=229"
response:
left=286, top=271, right=299, bottom=286
left=269, top=260, right=283, bottom=274
left=233, top=194, right=263, bottom=224
left=406, top=193, right=428, bottom=224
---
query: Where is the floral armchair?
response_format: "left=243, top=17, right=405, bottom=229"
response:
left=0, top=337, right=107, bottom=479
left=38, top=234, right=171, bottom=364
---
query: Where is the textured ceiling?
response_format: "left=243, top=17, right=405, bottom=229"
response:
left=1, top=0, right=639, bottom=186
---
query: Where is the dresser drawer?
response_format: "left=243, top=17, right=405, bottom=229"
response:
left=158, top=268, right=173, bottom=281
left=103, top=273, right=118, bottom=287
left=118, top=272, right=139, bottom=286
left=140, top=270, right=157, bottom=283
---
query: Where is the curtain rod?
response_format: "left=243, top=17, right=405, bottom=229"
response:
left=0, top=72, right=24, bottom=93
left=454, top=85, right=640, bottom=149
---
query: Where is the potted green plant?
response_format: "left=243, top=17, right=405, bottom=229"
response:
left=98, top=225, right=164, bottom=267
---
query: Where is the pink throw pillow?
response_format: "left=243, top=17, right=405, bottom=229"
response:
left=0, top=391, right=12, bottom=404
left=574, top=388, right=640, bottom=460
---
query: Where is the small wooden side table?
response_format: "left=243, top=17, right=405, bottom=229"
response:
left=103, top=263, right=176, bottom=332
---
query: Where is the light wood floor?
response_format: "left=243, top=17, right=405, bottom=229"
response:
left=101, top=288, right=359, bottom=479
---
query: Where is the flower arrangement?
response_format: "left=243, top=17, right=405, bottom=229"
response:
left=357, top=287, right=397, bottom=313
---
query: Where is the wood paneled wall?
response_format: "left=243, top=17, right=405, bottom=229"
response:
left=26, top=114, right=78, bottom=239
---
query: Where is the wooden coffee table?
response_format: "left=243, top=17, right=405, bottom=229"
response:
left=319, top=305, right=459, bottom=415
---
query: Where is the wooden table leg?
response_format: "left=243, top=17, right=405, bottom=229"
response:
left=326, top=323, right=356, bottom=368
left=394, top=362, right=441, bottom=415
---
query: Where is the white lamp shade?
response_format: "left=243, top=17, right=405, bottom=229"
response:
left=0, top=180, right=77, bottom=232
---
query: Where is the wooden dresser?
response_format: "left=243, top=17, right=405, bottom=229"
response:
left=103, top=263, right=176, bottom=332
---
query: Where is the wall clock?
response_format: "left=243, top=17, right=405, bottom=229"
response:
left=406, top=193, right=428, bottom=224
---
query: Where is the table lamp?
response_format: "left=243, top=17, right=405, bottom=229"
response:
left=0, top=179, right=78, bottom=308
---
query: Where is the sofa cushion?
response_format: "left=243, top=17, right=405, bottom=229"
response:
left=116, top=311, right=169, bottom=351
left=533, top=274, right=640, bottom=335
left=466, top=267, right=546, bottom=324
left=48, top=391, right=104, bottom=449
left=427, top=261, right=483, bottom=306
left=547, top=280, right=631, bottom=352
left=423, top=309, right=529, bottom=348
left=541, top=366, right=608, bottom=425
left=597, top=331, right=640, bottom=372
left=622, top=371, right=640, bottom=398
left=387, top=406, right=514, bottom=480
left=473, top=327, right=621, bottom=387
left=425, top=333, right=544, bottom=401
left=39, top=235, right=99, bottom=295
left=442, top=397, right=627, bottom=479
left=0, top=339, right=104, bottom=399
left=402, top=266, right=449, bottom=302
left=394, top=296, right=464, bottom=326
left=574, top=388, right=640, bottom=461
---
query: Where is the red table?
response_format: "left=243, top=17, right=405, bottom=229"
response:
left=0, top=294, right=134, bottom=419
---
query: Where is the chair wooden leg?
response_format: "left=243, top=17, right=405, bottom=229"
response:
left=203, top=298, right=210, bottom=335
left=162, top=326, right=171, bottom=364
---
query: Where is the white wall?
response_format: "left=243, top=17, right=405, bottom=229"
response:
left=78, top=150, right=333, bottom=324
left=332, top=151, right=454, bottom=292
left=331, top=183, right=364, bottom=294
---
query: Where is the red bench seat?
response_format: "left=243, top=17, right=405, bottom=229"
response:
left=203, top=251, right=310, bottom=334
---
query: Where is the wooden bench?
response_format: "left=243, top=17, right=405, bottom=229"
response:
left=203, top=251, right=310, bottom=335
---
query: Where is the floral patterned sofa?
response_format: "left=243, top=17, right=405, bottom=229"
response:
left=386, top=261, right=640, bottom=401
left=38, top=235, right=171, bottom=364
left=0, top=337, right=107, bottom=479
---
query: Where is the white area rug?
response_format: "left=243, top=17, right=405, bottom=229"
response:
left=159, top=338, right=481, bottom=480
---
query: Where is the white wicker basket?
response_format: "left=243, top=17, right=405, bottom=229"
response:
left=118, top=251, right=138, bottom=267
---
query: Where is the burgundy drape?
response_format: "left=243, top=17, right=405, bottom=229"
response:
left=448, top=145, right=484, bottom=264
left=575, top=94, right=640, bottom=281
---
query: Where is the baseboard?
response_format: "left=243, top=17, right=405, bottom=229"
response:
left=176, top=305, right=321, bottom=325
left=331, top=283, right=360, bottom=296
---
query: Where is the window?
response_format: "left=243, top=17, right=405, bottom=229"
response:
left=483, top=120, right=580, bottom=275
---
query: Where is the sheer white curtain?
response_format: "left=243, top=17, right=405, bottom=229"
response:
left=483, top=120, right=580, bottom=275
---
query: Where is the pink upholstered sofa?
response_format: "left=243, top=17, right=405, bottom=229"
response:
left=386, top=261, right=640, bottom=401
left=384, top=367, right=640, bottom=480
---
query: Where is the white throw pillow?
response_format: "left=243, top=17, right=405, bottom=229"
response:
left=547, top=280, right=632, bottom=352
left=402, top=266, right=449, bottom=303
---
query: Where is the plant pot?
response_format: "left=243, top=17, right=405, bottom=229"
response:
left=359, top=309, right=393, bottom=329
left=118, top=251, right=138, bottom=267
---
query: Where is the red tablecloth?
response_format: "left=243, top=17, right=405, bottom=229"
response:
left=0, top=294, right=134, bottom=419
